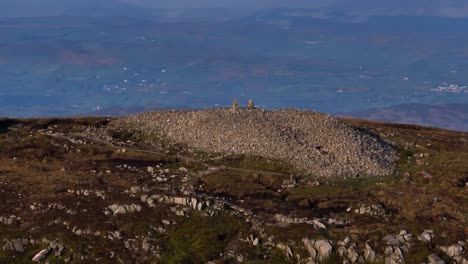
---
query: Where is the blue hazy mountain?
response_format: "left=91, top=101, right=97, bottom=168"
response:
left=0, top=2, right=467, bottom=130
left=339, top=104, right=468, bottom=132
left=0, top=0, right=157, bottom=17
left=4, top=0, right=468, bottom=18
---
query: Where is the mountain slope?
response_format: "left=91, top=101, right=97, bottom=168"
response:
left=0, top=111, right=467, bottom=263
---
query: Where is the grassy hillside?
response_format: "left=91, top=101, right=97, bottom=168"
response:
left=0, top=116, right=466, bottom=263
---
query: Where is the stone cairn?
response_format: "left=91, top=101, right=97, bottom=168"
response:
left=247, top=100, right=255, bottom=110
left=231, top=99, right=239, bottom=110
left=231, top=99, right=255, bottom=110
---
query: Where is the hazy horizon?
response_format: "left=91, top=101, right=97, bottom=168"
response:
left=2, top=0, right=468, bottom=18
left=0, top=1, right=467, bottom=130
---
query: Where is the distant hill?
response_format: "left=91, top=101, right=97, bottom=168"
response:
left=338, top=103, right=468, bottom=132
left=0, top=0, right=158, bottom=18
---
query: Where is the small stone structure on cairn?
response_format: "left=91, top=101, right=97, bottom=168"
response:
left=247, top=100, right=255, bottom=110
left=231, top=99, right=239, bottom=111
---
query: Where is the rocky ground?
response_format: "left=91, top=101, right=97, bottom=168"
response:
left=0, top=112, right=467, bottom=263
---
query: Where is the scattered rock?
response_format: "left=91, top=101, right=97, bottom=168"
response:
left=418, top=230, right=434, bottom=243
left=0, top=215, right=19, bottom=225
left=32, top=248, right=50, bottom=262
left=2, top=238, right=28, bottom=253
left=108, top=204, right=142, bottom=215
left=383, top=234, right=399, bottom=246
left=354, top=204, right=386, bottom=216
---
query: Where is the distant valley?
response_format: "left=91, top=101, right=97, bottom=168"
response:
left=0, top=7, right=467, bottom=131
left=339, top=103, right=468, bottom=131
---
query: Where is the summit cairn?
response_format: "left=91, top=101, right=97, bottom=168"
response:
left=247, top=100, right=255, bottom=110
left=231, top=99, right=239, bottom=111
left=112, top=108, right=396, bottom=178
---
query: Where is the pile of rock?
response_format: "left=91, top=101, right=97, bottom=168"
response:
left=337, top=237, right=376, bottom=263
left=109, top=108, right=396, bottom=178
left=140, top=194, right=223, bottom=215
left=71, top=226, right=94, bottom=236
left=68, top=189, right=106, bottom=199
left=274, top=214, right=326, bottom=229
left=108, top=204, right=142, bottom=215
left=439, top=242, right=466, bottom=263
left=0, top=215, right=19, bottom=225
left=352, top=204, right=386, bottom=216
left=382, top=230, right=414, bottom=264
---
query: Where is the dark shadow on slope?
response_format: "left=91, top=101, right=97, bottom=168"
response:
left=0, top=118, right=18, bottom=134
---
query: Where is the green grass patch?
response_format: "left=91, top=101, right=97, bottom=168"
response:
left=161, top=214, right=247, bottom=264
left=211, top=154, right=298, bottom=175
left=288, top=174, right=399, bottom=202
left=202, top=170, right=286, bottom=199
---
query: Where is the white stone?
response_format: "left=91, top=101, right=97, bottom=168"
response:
left=130, top=186, right=142, bottom=194
left=252, top=237, right=259, bottom=246
left=313, top=219, right=326, bottom=229
left=364, top=246, right=376, bottom=263
left=32, top=249, right=49, bottom=262
left=418, top=230, right=434, bottom=243
left=132, top=204, right=142, bottom=212
left=446, top=244, right=464, bottom=258
left=315, top=240, right=332, bottom=261
left=383, top=234, right=399, bottom=245
left=173, top=197, right=185, bottom=205
left=109, top=204, right=119, bottom=212
left=343, top=236, right=351, bottom=244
